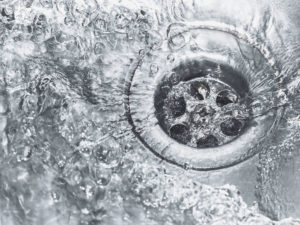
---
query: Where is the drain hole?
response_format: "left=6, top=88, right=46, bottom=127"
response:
left=168, top=96, right=186, bottom=117
left=196, top=135, right=219, bottom=148
left=190, top=81, right=210, bottom=100
left=169, top=124, right=191, bottom=144
left=154, top=60, right=250, bottom=148
left=220, top=118, right=243, bottom=136
left=216, top=90, right=238, bottom=107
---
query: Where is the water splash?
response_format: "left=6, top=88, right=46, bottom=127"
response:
left=0, top=0, right=300, bottom=224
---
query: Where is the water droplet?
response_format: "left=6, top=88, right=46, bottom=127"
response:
left=37, top=76, right=51, bottom=93
left=139, top=49, right=145, bottom=55
left=93, top=17, right=108, bottom=32
left=169, top=34, right=186, bottom=50
left=167, top=24, right=188, bottom=50
left=150, top=64, right=159, bottom=74
left=91, top=166, right=112, bottom=186
left=67, top=169, right=83, bottom=186
left=51, top=191, right=60, bottom=202
left=93, top=146, right=109, bottom=161
left=167, top=54, right=175, bottom=63
left=57, top=159, right=66, bottom=168
left=64, top=16, right=75, bottom=26
left=93, top=139, right=121, bottom=168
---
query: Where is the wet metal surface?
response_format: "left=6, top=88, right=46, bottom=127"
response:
left=0, top=0, right=300, bottom=224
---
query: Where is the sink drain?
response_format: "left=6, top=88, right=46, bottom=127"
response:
left=124, top=24, right=283, bottom=170
left=155, top=61, right=250, bottom=148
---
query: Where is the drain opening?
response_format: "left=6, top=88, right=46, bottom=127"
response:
left=168, top=96, right=186, bottom=117
left=220, top=118, right=243, bottom=136
left=197, top=135, right=219, bottom=148
left=125, top=26, right=281, bottom=170
left=216, top=90, right=238, bottom=107
left=190, top=81, right=210, bottom=100
left=154, top=60, right=251, bottom=148
left=169, top=123, right=191, bottom=144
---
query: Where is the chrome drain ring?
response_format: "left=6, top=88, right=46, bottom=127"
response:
left=124, top=24, right=283, bottom=170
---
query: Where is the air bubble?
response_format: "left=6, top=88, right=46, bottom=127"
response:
left=64, top=16, right=75, bottom=26
left=150, top=64, right=159, bottom=74
left=93, top=16, right=108, bottom=32
left=93, top=146, right=109, bottom=162
left=139, top=49, right=145, bottom=55
left=94, top=42, right=106, bottom=55
left=92, top=167, right=112, bottom=186
left=51, top=191, right=61, bottom=203
left=167, top=23, right=188, bottom=50
left=167, top=54, right=175, bottom=63
left=169, top=34, right=186, bottom=50
left=66, top=169, right=83, bottom=186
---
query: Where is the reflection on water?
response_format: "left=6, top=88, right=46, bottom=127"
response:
left=0, top=0, right=300, bottom=224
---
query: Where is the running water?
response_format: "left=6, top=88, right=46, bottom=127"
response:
left=0, top=0, right=300, bottom=224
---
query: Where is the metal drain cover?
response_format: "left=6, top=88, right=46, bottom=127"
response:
left=124, top=25, right=282, bottom=170
left=155, top=65, right=250, bottom=148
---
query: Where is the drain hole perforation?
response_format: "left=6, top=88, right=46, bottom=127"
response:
left=197, top=135, right=219, bottom=148
left=190, top=81, right=210, bottom=100
left=216, top=90, right=238, bottom=107
left=167, top=96, right=186, bottom=117
left=220, top=118, right=243, bottom=136
left=169, top=124, right=191, bottom=144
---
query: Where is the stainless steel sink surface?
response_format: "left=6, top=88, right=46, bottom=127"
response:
left=0, top=0, right=300, bottom=224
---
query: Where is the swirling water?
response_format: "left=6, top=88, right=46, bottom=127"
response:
left=0, top=0, right=300, bottom=224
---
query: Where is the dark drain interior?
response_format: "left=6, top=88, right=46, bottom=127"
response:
left=154, top=60, right=251, bottom=148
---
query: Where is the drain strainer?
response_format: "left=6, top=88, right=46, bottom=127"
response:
left=155, top=61, right=250, bottom=149
left=124, top=24, right=283, bottom=170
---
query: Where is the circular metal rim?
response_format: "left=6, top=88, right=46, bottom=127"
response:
left=124, top=24, right=284, bottom=171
